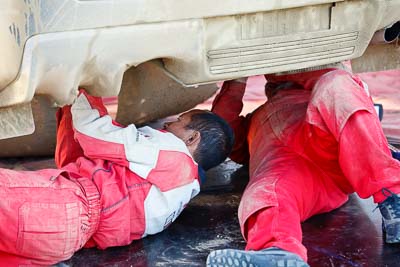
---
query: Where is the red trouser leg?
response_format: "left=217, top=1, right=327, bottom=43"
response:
left=338, top=111, right=400, bottom=202
left=55, top=106, right=84, bottom=168
left=243, top=152, right=349, bottom=262
left=0, top=168, right=98, bottom=265
left=245, top=207, right=305, bottom=260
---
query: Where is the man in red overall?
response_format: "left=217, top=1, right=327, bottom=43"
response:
left=0, top=90, right=234, bottom=266
left=207, top=65, right=400, bottom=267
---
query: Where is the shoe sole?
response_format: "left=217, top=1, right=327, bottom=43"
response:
left=382, top=220, right=400, bottom=243
left=206, top=249, right=309, bottom=267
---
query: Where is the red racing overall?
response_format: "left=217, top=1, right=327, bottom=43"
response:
left=0, top=91, right=200, bottom=266
left=212, top=68, right=400, bottom=261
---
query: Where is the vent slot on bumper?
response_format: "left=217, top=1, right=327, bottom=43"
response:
left=206, top=3, right=363, bottom=76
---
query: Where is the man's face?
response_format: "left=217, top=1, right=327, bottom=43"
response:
left=163, top=109, right=205, bottom=141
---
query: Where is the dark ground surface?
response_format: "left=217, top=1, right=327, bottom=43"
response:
left=1, top=157, right=400, bottom=267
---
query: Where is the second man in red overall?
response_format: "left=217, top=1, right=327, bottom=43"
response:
left=207, top=65, right=400, bottom=267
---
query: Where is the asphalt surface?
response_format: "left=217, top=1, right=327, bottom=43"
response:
left=1, top=157, right=400, bottom=266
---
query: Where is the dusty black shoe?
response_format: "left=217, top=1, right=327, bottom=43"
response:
left=378, top=188, right=400, bottom=243
left=206, top=247, right=309, bottom=267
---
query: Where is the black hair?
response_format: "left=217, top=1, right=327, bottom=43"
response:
left=186, top=112, right=234, bottom=171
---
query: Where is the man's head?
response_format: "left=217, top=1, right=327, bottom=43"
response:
left=163, top=109, right=234, bottom=170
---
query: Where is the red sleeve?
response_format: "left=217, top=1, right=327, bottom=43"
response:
left=55, top=106, right=85, bottom=168
left=212, top=80, right=250, bottom=164
left=55, top=89, right=111, bottom=168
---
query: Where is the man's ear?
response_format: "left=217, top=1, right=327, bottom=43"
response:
left=185, top=130, right=200, bottom=146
